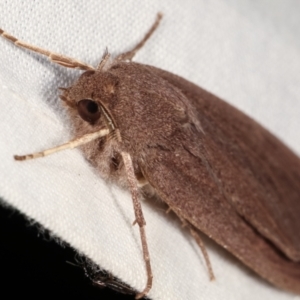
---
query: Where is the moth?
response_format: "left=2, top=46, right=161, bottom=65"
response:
left=1, top=13, right=300, bottom=299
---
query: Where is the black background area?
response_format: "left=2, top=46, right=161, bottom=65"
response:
left=0, top=203, right=141, bottom=300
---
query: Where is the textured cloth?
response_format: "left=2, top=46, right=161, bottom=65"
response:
left=0, top=1, right=300, bottom=299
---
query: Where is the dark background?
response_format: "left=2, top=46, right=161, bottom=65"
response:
left=0, top=203, right=144, bottom=300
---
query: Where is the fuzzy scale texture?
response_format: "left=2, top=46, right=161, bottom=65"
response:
left=0, top=1, right=300, bottom=300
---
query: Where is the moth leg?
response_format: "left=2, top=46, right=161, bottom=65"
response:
left=0, top=28, right=94, bottom=70
left=121, top=152, right=153, bottom=300
left=165, top=207, right=172, bottom=214
left=179, top=216, right=215, bottom=281
left=116, top=13, right=163, bottom=62
left=14, top=129, right=109, bottom=161
left=189, top=226, right=215, bottom=281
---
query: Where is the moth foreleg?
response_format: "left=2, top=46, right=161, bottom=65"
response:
left=121, top=152, right=153, bottom=299
left=116, top=13, right=163, bottom=62
left=0, top=28, right=94, bottom=71
left=14, top=129, right=109, bottom=161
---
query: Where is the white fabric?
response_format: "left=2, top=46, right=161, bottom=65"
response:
left=1, top=1, right=300, bottom=299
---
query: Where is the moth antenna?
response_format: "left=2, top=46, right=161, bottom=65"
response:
left=116, top=12, right=163, bottom=62
left=121, top=152, right=153, bottom=299
left=0, top=28, right=95, bottom=71
left=14, top=129, right=109, bottom=161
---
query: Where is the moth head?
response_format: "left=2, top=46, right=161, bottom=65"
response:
left=58, top=68, right=127, bottom=183
left=59, top=69, right=118, bottom=136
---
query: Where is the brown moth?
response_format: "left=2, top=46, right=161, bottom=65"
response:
left=1, top=13, right=300, bottom=299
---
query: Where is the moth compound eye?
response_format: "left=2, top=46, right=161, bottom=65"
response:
left=77, top=99, right=101, bottom=124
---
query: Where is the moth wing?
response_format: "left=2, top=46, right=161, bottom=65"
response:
left=140, top=65, right=300, bottom=293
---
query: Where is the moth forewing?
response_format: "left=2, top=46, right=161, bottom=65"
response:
left=140, top=64, right=300, bottom=294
